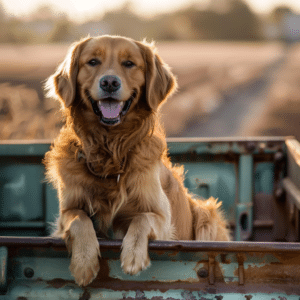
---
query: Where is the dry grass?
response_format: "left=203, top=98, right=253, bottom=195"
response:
left=0, top=83, right=62, bottom=140
left=0, top=42, right=283, bottom=140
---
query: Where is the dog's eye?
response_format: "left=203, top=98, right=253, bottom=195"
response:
left=122, top=60, right=135, bottom=68
left=87, top=59, right=101, bottom=66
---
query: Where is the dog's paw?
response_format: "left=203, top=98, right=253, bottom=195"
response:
left=120, top=236, right=150, bottom=275
left=70, top=239, right=100, bottom=286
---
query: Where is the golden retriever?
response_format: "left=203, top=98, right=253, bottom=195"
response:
left=44, top=35, right=230, bottom=286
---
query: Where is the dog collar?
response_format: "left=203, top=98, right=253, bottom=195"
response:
left=71, top=143, right=122, bottom=183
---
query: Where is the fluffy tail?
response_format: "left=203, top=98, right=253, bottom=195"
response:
left=189, top=196, right=231, bottom=241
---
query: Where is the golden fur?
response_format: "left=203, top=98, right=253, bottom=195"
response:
left=44, top=35, right=230, bottom=286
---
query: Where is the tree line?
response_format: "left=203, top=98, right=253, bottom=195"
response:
left=0, top=0, right=295, bottom=43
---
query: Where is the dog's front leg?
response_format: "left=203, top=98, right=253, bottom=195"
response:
left=53, top=209, right=100, bottom=286
left=121, top=212, right=171, bottom=275
left=121, top=164, right=174, bottom=275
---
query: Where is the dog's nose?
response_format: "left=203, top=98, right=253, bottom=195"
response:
left=100, top=75, right=121, bottom=93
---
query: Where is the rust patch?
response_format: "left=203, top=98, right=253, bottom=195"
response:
left=208, top=256, right=215, bottom=285
left=166, top=251, right=180, bottom=257
left=88, top=258, right=230, bottom=292
left=237, top=254, right=245, bottom=285
left=220, top=254, right=230, bottom=264
left=212, top=257, right=226, bottom=284
left=93, top=258, right=110, bottom=282
left=46, top=278, right=73, bottom=289
left=274, top=252, right=300, bottom=263
left=242, top=262, right=300, bottom=284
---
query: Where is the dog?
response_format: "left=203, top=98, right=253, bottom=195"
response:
left=44, top=35, right=230, bottom=286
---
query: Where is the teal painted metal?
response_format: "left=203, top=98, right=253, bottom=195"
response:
left=183, top=162, right=236, bottom=222
left=0, top=142, right=53, bottom=236
left=0, top=141, right=50, bottom=156
left=254, top=162, right=274, bottom=195
left=0, top=137, right=289, bottom=239
left=3, top=284, right=300, bottom=300
left=0, top=165, right=44, bottom=220
left=0, top=137, right=298, bottom=298
left=44, top=185, right=59, bottom=235
left=1, top=238, right=300, bottom=299
left=168, top=137, right=288, bottom=240
left=235, top=154, right=253, bottom=241
left=0, top=163, right=46, bottom=236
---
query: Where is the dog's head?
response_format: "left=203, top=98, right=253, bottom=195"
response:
left=46, top=35, right=177, bottom=127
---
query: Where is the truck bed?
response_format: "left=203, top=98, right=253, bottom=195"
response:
left=1, top=137, right=300, bottom=299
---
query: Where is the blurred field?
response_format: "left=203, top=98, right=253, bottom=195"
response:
left=2, top=41, right=299, bottom=140
left=240, top=44, right=300, bottom=139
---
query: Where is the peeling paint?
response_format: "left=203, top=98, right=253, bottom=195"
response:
left=181, top=291, right=197, bottom=300
left=4, top=238, right=300, bottom=298
left=243, top=253, right=279, bottom=270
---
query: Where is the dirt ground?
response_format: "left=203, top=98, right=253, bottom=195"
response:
left=1, top=41, right=297, bottom=140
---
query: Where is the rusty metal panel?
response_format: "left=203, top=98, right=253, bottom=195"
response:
left=168, top=137, right=288, bottom=241
left=0, top=137, right=298, bottom=298
left=1, top=237, right=300, bottom=299
left=0, top=137, right=290, bottom=241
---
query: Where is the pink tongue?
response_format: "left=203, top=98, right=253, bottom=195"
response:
left=98, top=101, right=122, bottom=119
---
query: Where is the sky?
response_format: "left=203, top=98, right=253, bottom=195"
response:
left=2, top=0, right=300, bottom=22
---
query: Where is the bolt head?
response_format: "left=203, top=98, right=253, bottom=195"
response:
left=197, top=268, right=208, bottom=278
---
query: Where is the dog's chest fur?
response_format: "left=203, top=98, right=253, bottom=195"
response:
left=50, top=129, right=164, bottom=232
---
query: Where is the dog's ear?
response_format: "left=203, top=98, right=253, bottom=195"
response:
left=136, top=41, right=177, bottom=111
left=45, top=37, right=91, bottom=108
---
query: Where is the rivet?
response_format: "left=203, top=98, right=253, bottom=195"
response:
left=246, top=142, right=256, bottom=152
left=274, top=152, right=284, bottom=162
left=24, top=267, right=34, bottom=278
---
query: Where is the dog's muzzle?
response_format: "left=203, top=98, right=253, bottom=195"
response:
left=86, top=90, right=137, bottom=126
